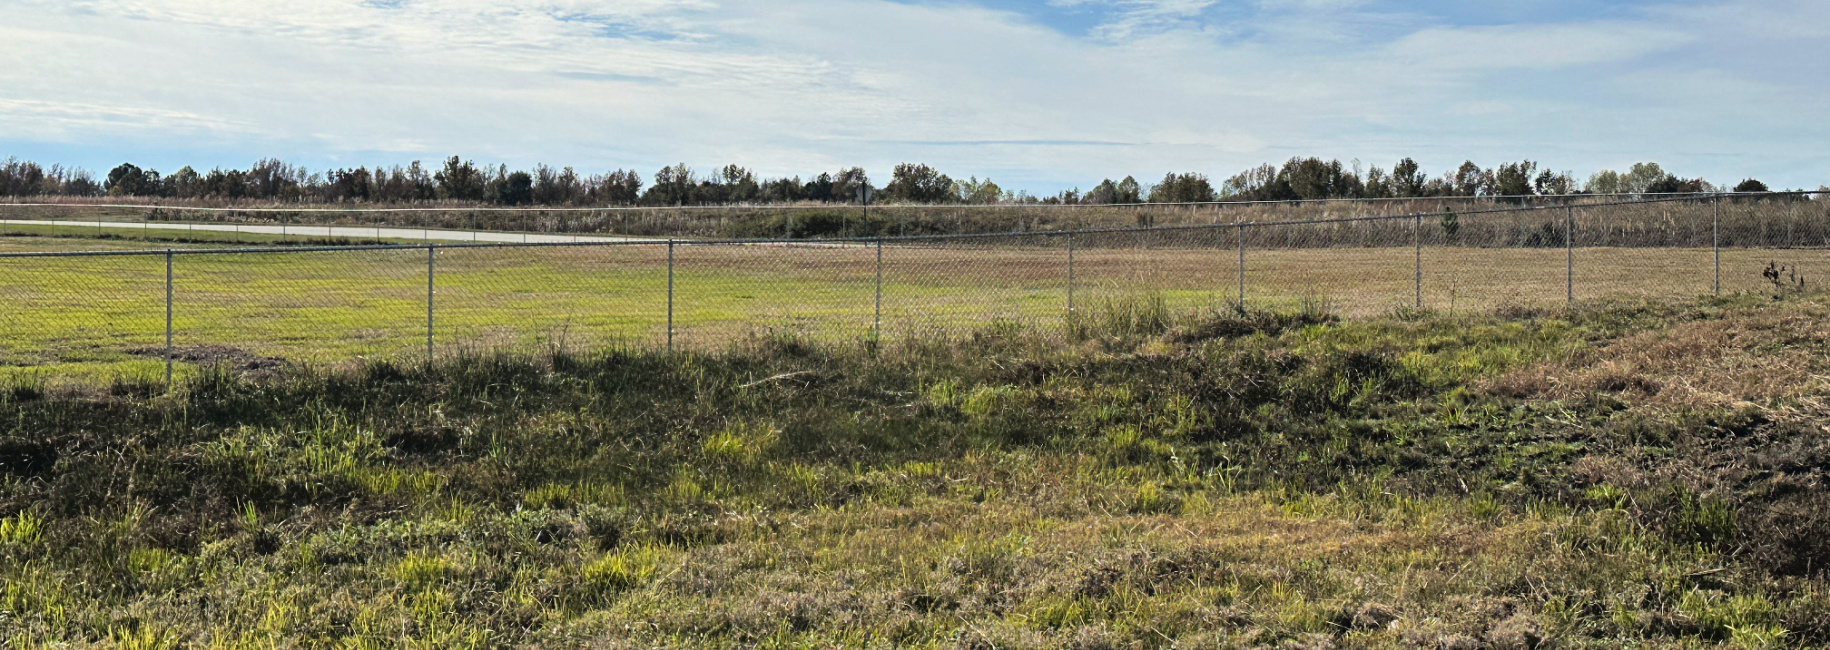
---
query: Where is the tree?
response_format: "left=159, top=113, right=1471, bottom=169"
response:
left=883, top=163, right=954, bottom=204
left=1284, top=158, right=1339, bottom=201
left=1734, top=179, right=1770, bottom=193
left=1622, top=162, right=1667, bottom=194
left=435, top=157, right=486, bottom=201
left=1221, top=164, right=1292, bottom=201
left=1585, top=169, right=1622, bottom=194
left=831, top=167, right=871, bottom=203
left=801, top=173, right=834, bottom=202
left=1114, top=176, right=1141, bottom=204
left=329, top=168, right=372, bottom=202
left=713, top=165, right=760, bottom=204
left=1392, top=158, right=1428, bottom=198
left=246, top=158, right=304, bottom=200
left=1534, top=170, right=1575, bottom=196
left=644, top=164, right=694, bottom=205
left=954, top=176, right=1002, bottom=204
left=1447, top=161, right=1489, bottom=196
left=1492, top=161, right=1538, bottom=199
left=1148, top=172, right=1215, bottom=203
left=760, top=177, right=803, bottom=203
left=105, top=163, right=157, bottom=197
left=1364, top=166, right=1392, bottom=198
left=594, top=169, right=643, bottom=205
left=489, top=171, right=534, bottom=205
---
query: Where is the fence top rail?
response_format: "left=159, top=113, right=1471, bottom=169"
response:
left=0, top=193, right=1771, bottom=259
left=0, top=191, right=1821, bottom=215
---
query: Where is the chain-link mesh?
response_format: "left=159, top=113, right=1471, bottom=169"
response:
left=5, top=195, right=1830, bottom=383
left=0, top=253, right=166, bottom=381
left=176, top=249, right=427, bottom=363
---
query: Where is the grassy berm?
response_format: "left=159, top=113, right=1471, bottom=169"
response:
left=4, top=291, right=1830, bottom=648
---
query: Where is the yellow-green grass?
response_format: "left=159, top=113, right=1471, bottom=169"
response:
left=1, top=236, right=1823, bottom=384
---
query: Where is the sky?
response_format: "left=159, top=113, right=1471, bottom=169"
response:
left=1, top=0, right=1826, bottom=193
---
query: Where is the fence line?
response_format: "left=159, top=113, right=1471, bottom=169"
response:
left=2, top=193, right=1826, bottom=386
left=1, top=190, right=1822, bottom=213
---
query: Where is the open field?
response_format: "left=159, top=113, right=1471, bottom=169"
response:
left=2, top=233, right=1824, bottom=384
left=5, top=194, right=1828, bottom=239
left=4, top=290, right=1830, bottom=646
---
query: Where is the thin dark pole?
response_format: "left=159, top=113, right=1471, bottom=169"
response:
left=165, top=249, right=173, bottom=387
left=1713, top=196, right=1721, bottom=295
left=1413, top=213, right=1422, bottom=310
left=1066, top=233, right=1075, bottom=316
left=1565, top=206, right=1574, bottom=304
left=874, top=238, right=883, bottom=337
left=666, top=239, right=675, bottom=351
left=426, top=245, right=435, bottom=359
left=1236, top=222, right=1246, bottom=312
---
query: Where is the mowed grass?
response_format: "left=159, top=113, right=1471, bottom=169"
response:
left=1, top=233, right=1822, bottom=384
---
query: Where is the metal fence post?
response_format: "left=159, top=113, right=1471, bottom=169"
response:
left=667, top=239, right=675, bottom=351
left=1713, top=195, right=1721, bottom=296
left=426, top=245, right=435, bottom=359
left=1565, top=206, right=1574, bottom=304
left=165, top=249, right=173, bottom=387
left=874, top=238, right=883, bottom=337
left=1413, top=213, right=1422, bottom=310
left=1236, top=222, right=1246, bottom=312
left=1066, top=233, right=1075, bottom=317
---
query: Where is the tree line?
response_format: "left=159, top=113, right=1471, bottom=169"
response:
left=0, top=155, right=1805, bottom=207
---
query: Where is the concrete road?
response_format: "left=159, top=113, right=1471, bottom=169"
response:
left=0, top=219, right=652, bottom=244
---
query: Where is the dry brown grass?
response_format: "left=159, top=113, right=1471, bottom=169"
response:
left=1490, top=296, right=1830, bottom=421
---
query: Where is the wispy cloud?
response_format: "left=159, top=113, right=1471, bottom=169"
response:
left=0, top=0, right=1824, bottom=189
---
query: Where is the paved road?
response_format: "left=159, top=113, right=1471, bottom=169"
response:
left=1, top=219, right=650, bottom=244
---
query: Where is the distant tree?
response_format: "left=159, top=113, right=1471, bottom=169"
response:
left=1622, top=162, right=1667, bottom=194
left=831, top=167, right=872, bottom=203
left=530, top=165, right=585, bottom=205
left=1447, top=161, right=1489, bottom=196
left=592, top=169, right=643, bottom=205
left=1114, top=176, right=1141, bottom=204
left=202, top=168, right=248, bottom=199
left=329, top=168, right=372, bottom=202
left=1148, top=172, right=1215, bottom=203
left=1645, top=175, right=1708, bottom=195
left=760, top=176, right=803, bottom=203
left=1534, top=169, right=1575, bottom=196
left=1734, top=179, right=1770, bottom=193
left=954, top=176, right=1002, bottom=204
left=486, top=170, right=534, bottom=205
left=1492, top=161, right=1538, bottom=199
left=1392, top=158, right=1428, bottom=198
left=1283, top=158, right=1337, bottom=200
left=105, top=163, right=158, bottom=197
left=435, top=157, right=487, bottom=201
left=883, top=163, right=954, bottom=204
left=246, top=158, right=304, bottom=200
left=713, top=165, right=760, bottom=204
left=644, top=164, right=695, bottom=205
left=801, top=173, right=834, bottom=202
left=1084, top=179, right=1119, bottom=204
left=1221, top=164, right=1291, bottom=201
left=1363, top=166, right=1392, bottom=198
left=1585, top=169, right=1622, bottom=194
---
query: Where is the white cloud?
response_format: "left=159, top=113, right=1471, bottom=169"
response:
left=0, top=0, right=1825, bottom=189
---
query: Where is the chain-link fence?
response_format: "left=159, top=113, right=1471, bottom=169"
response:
left=2, top=194, right=1826, bottom=383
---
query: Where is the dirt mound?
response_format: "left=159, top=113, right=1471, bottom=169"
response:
left=131, top=344, right=287, bottom=375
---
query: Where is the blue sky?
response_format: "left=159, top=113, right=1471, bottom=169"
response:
left=1, top=0, right=1825, bottom=192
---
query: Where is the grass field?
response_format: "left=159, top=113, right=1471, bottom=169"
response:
left=2, top=233, right=1823, bottom=384
left=4, top=289, right=1830, bottom=646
